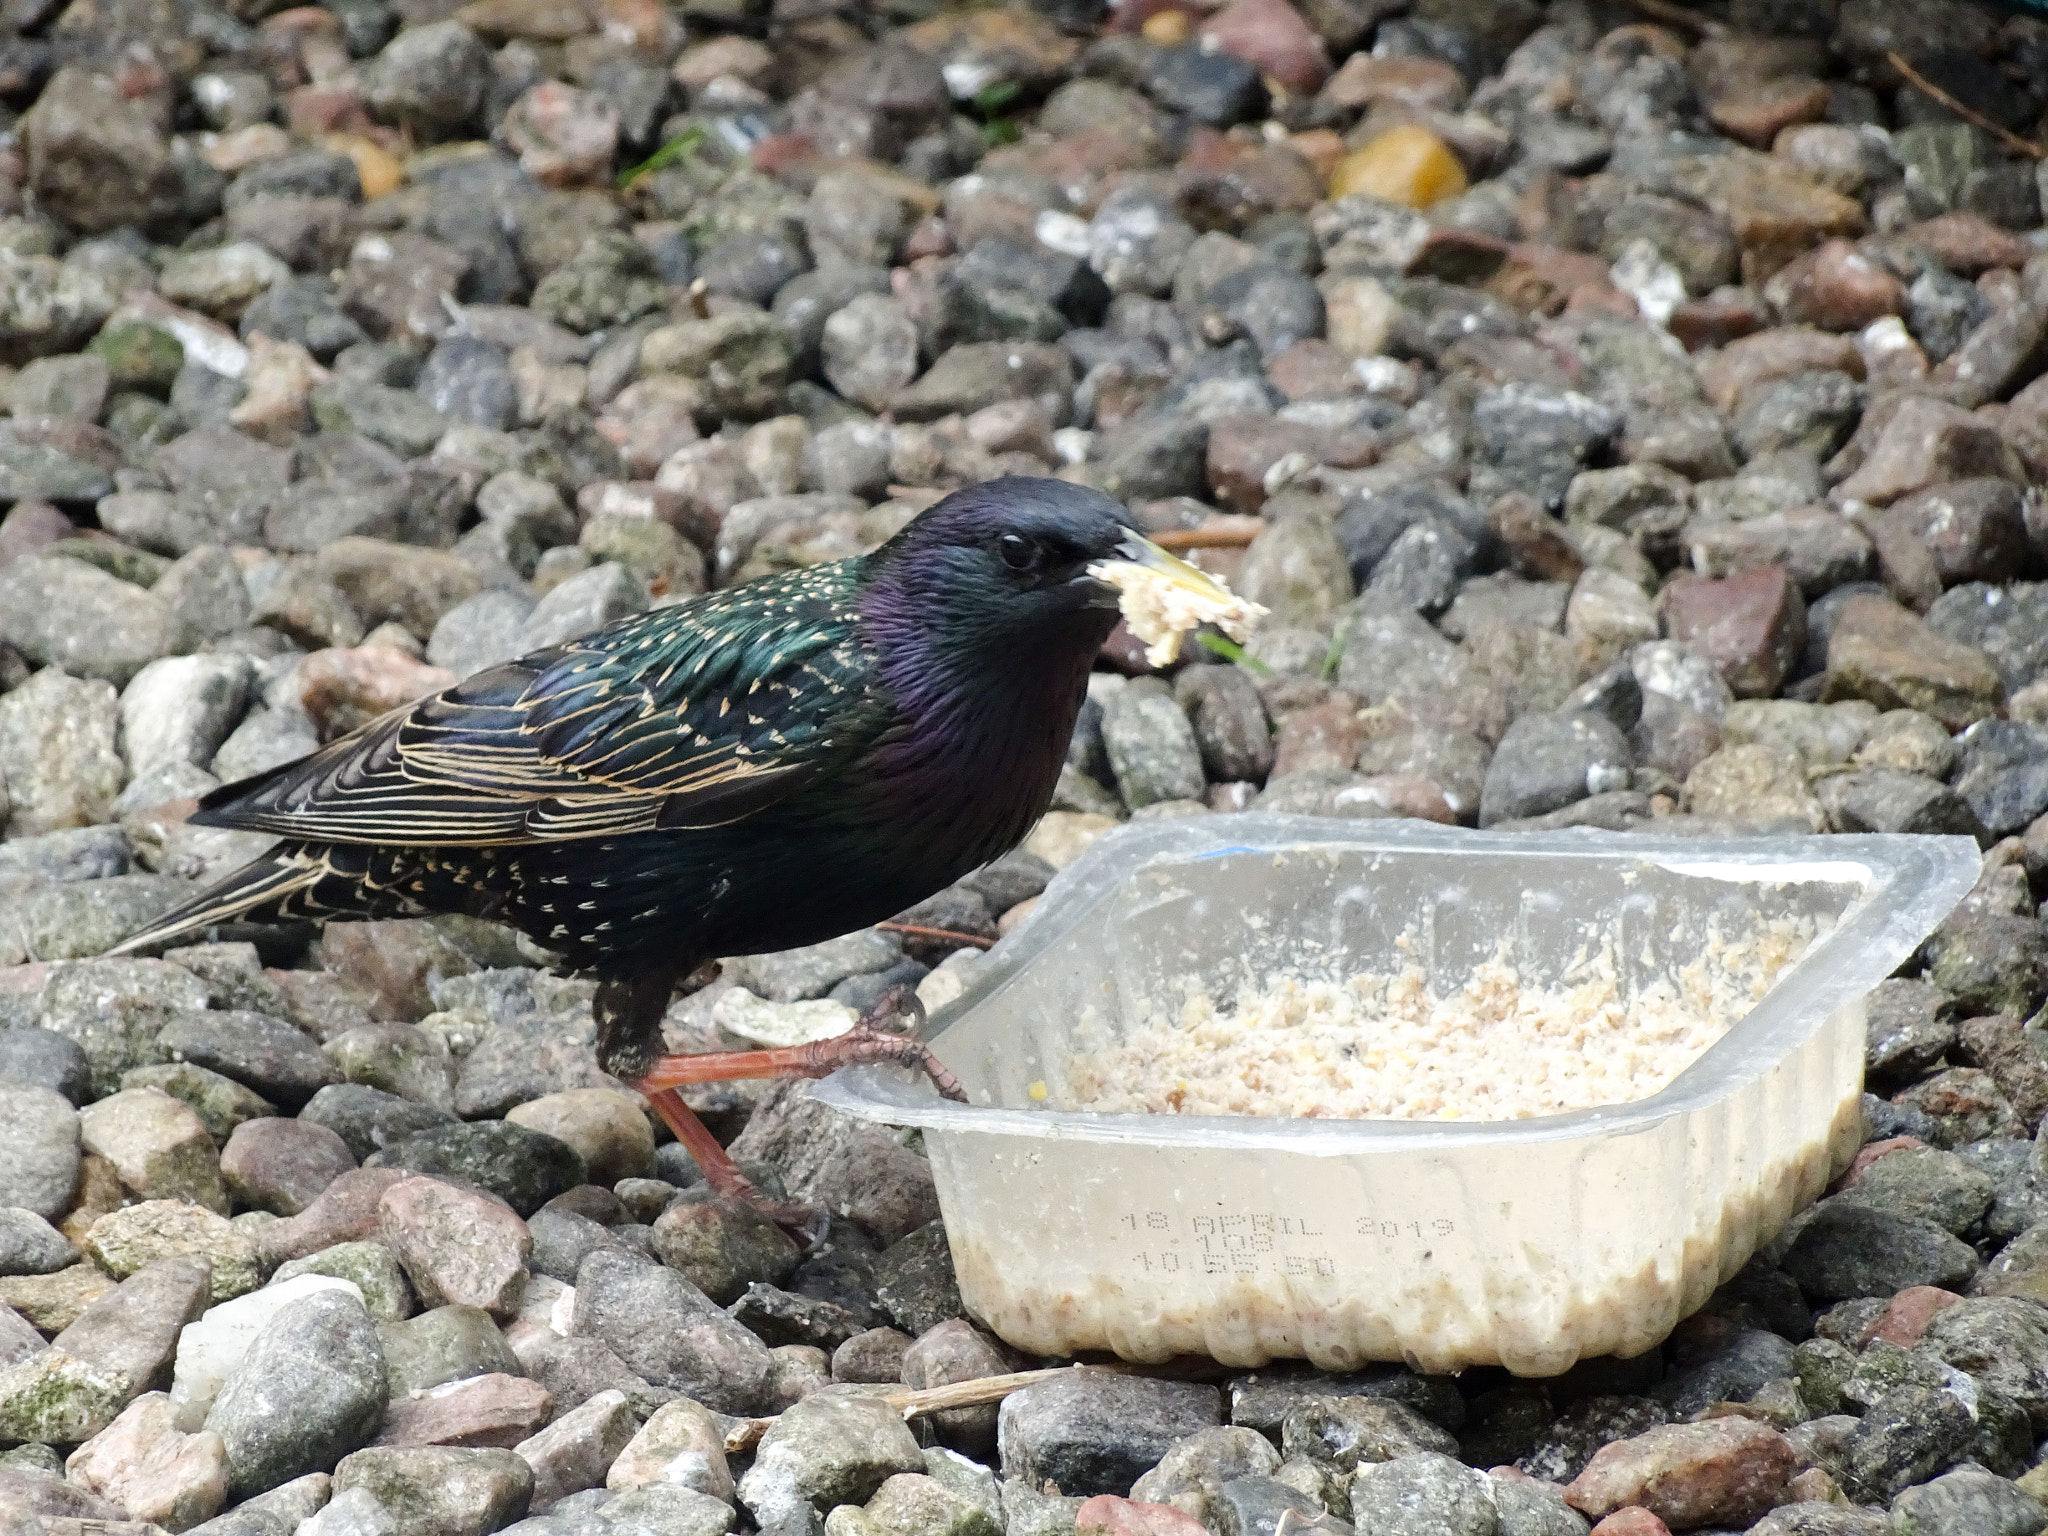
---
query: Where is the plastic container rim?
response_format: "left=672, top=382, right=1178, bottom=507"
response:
left=814, top=815, right=1981, bottom=1153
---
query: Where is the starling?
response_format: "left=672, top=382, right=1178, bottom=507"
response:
left=115, top=477, right=1238, bottom=1225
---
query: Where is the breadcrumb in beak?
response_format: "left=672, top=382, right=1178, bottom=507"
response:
left=1088, top=560, right=1267, bottom=667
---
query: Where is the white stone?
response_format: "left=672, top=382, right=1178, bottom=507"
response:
left=711, top=988, right=857, bottom=1049
left=119, top=653, right=256, bottom=778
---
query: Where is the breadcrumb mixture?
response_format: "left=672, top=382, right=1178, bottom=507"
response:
left=1061, top=918, right=1824, bottom=1121
left=1088, top=558, right=1266, bottom=667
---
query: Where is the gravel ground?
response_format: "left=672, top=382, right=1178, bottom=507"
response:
left=7, top=0, right=2048, bottom=1529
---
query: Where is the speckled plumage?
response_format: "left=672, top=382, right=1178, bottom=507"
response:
left=116, top=477, right=1136, bottom=1077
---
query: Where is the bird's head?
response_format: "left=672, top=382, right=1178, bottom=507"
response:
left=861, top=476, right=1228, bottom=661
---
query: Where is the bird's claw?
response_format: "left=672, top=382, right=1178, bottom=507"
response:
left=732, top=1186, right=830, bottom=1249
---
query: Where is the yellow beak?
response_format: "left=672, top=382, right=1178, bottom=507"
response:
left=1105, top=528, right=1235, bottom=605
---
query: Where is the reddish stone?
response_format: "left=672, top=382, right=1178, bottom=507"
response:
left=1489, top=492, right=1585, bottom=585
left=1706, top=76, right=1829, bottom=149
left=1406, top=227, right=1509, bottom=284
left=1204, top=414, right=1374, bottom=511
left=1270, top=699, right=1363, bottom=778
left=298, top=645, right=458, bottom=742
left=501, top=81, right=619, bottom=189
left=372, top=1372, right=552, bottom=1449
left=1896, top=214, right=2032, bottom=278
left=748, top=132, right=819, bottom=180
left=1660, top=566, right=1806, bottom=699
left=1267, top=339, right=1366, bottom=401
left=1076, top=1498, right=1210, bottom=1536
left=1863, top=480, right=2031, bottom=591
left=1565, top=1420, right=1796, bottom=1530
left=1319, top=54, right=1467, bottom=114
left=0, top=500, right=74, bottom=570
left=672, top=35, right=776, bottom=94
left=256, top=1167, right=409, bottom=1267
left=1668, top=288, right=1770, bottom=352
left=1833, top=396, right=2024, bottom=506
left=1490, top=245, right=1619, bottom=317
left=1763, top=239, right=1906, bottom=333
left=1696, top=326, right=1864, bottom=413
left=1853, top=504, right=1944, bottom=612
left=1197, top=0, right=1331, bottom=93
left=285, top=81, right=374, bottom=138
left=900, top=215, right=953, bottom=261
left=1590, top=1510, right=1674, bottom=1536
left=1861, top=1285, right=1963, bottom=1348
left=1956, top=1012, right=2048, bottom=1133
left=1822, top=593, right=2005, bottom=730
left=1837, top=1134, right=1925, bottom=1188
left=1335, top=774, right=1457, bottom=824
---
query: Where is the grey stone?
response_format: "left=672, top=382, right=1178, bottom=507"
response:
left=332, top=1444, right=535, bottom=1536
left=365, top=21, right=490, bottom=134
left=40, top=957, right=212, bottom=1100
left=430, top=589, right=538, bottom=681
left=1478, top=711, right=1632, bottom=827
left=1101, top=678, right=1206, bottom=809
left=514, top=1387, right=636, bottom=1509
left=649, top=1190, right=800, bottom=1306
left=159, top=1009, right=336, bottom=1110
left=366, top=1121, right=585, bottom=1217
left=1517, top=1398, right=1669, bottom=1485
left=309, top=380, right=449, bottom=460
left=416, top=338, right=518, bottom=432
left=1834, top=1146, right=1994, bottom=1235
left=1347, top=1453, right=1498, bottom=1536
left=822, top=296, right=920, bottom=414
left=0, top=1207, right=78, bottom=1277
left=379, top=1304, right=520, bottom=1399
left=1780, top=1201, right=1980, bottom=1299
left=572, top=1250, right=773, bottom=1415
left=206, top=1288, right=388, bottom=1494
left=522, top=563, right=648, bottom=653
left=1953, top=721, right=2048, bottom=838
left=0, top=1027, right=91, bottom=1105
left=221, top=1119, right=358, bottom=1218
left=737, top=1389, right=925, bottom=1518
left=998, top=1370, right=1223, bottom=1496
left=1890, top=1463, right=2046, bottom=1536
left=1280, top=1396, right=1460, bottom=1471
left=1469, top=385, right=1620, bottom=513
left=302, top=1084, right=457, bottom=1164
left=1817, top=768, right=1985, bottom=839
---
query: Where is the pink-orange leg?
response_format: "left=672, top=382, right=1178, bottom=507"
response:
left=628, top=985, right=964, bottom=1242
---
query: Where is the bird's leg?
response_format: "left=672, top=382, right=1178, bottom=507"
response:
left=634, top=984, right=968, bottom=1102
left=595, top=967, right=826, bottom=1243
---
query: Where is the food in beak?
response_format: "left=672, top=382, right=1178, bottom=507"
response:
left=1088, top=532, right=1267, bottom=667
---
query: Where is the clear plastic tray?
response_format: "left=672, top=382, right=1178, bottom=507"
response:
left=815, top=816, right=1979, bottom=1375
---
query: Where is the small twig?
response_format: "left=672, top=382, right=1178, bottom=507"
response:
left=721, top=1365, right=1140, bottom=1453
left=1888, top=51, right=2044, bottom=161
left=1619, top=0, right=1721, bottom=34
left=1149, top=525, right=1263, bottom=550
left=877, top=921, right=995, bottom=950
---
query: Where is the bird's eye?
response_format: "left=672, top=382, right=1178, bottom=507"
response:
left=998, top=533, right=1042, bottom=573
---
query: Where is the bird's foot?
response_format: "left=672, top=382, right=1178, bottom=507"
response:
left=633, top=1082, right=830, bottom=1248
left=633, top=1018, right=966, bottom=1102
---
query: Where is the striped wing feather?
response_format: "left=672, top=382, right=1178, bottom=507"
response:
left=194, top=567, right=882, bottom=846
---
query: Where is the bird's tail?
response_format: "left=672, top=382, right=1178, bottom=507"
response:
left=109, top=845, right=333, bottom=955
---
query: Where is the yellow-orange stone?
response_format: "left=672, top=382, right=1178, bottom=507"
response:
left=324, top=133, right=404, bottom=199
left=1328, top=124, right=1467, bottom=208
left=1140, top=8, right=1192, bottom=44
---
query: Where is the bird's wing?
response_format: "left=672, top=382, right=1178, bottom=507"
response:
left=194, top=573, right=883, bottom=845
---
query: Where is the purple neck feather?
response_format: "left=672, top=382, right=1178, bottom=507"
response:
left=854, top=556, right=1110, bottom=863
